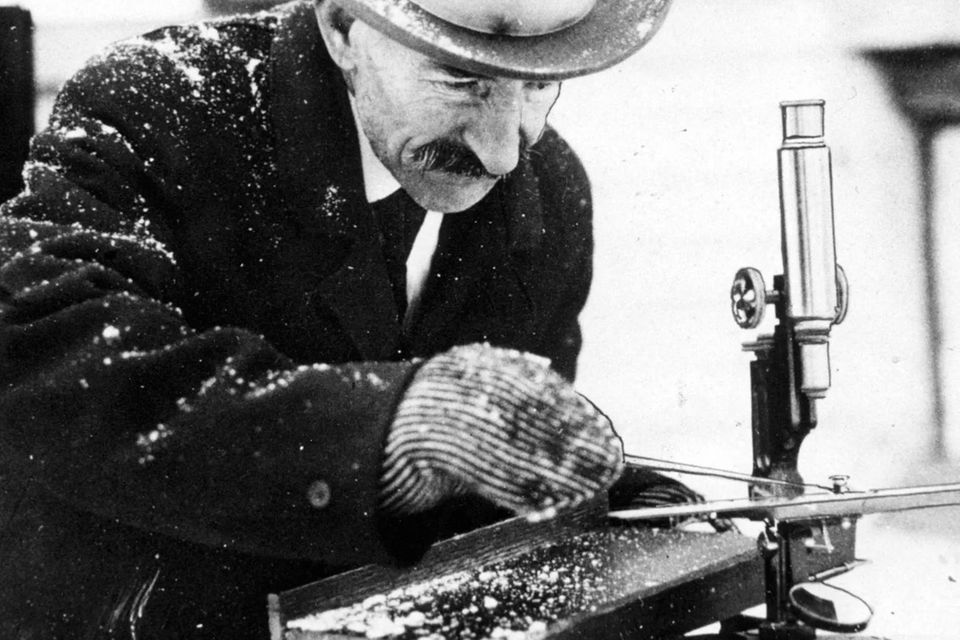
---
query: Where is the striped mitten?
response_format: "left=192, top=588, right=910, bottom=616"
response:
left=380, top=344, right=624, bottom=517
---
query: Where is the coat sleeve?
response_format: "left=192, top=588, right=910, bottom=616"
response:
left=0, top=37, right=424, bottom=567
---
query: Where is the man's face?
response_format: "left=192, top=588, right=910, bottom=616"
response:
left=340, top=21, right=561, bottom=212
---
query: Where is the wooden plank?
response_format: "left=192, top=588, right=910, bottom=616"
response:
left=540, top=527, right=764, bottom=640
left=271, top=501, right=766, bottom=640
left=276, top=499, right=609, bottom=620
left=549, top=533, right=764, bottom=639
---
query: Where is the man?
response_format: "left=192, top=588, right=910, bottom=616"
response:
left=0, top=0, right=687, bottom=638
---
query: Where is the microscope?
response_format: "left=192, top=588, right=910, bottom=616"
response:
left=725, top=99, right=863, bottom=640
left=616, top=99, right=960, bottom=639
left=731, top=99, right=849, bottom=500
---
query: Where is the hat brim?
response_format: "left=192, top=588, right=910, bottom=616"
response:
left=332, top=0, right=673, bottom=81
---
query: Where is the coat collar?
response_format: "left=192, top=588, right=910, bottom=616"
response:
left=269, top=2, right=368, bottom=240
left=267, top=3, right=400, bottom=360
left=265, top=2, right=545, bottom=360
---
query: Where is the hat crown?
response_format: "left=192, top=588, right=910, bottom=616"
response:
left=409, top=0, right=596, bottom=36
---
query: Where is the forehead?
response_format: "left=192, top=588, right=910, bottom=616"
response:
left=351, top=20, right=520, bottom=81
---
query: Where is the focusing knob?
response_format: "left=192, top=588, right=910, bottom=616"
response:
left=834, top=264, right=850, bottom=325
left=731, top=267, right=767, bottom=329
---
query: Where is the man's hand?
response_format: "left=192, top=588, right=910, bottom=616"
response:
left=609, top=466, right=739, bottom=533
left=380, top=343, right=624, bottom=517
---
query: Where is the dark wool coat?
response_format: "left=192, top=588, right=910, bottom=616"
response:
left=0, top=2, right=594, bottom=638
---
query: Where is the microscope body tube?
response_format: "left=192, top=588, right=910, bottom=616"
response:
left=778, top=100, right=838, bottom=399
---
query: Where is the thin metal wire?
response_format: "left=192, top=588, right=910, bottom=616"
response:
left=623, top=453, right=837, bottom=492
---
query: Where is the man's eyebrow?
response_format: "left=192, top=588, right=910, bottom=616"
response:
left=431, top=62, right=492, bottom=81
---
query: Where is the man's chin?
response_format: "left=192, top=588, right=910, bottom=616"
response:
left=402, top=173, right=499, bottom=213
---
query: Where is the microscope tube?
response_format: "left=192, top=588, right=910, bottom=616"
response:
left=778, top=100, right=838, bottom=398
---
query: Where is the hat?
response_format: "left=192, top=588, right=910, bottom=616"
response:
left=330, top=0, right=673, bottom=81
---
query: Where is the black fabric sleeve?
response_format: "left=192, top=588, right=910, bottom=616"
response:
left=0, top=37, right=423, bottom=567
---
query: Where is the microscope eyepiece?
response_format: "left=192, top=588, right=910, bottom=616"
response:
left=781, top=99, right=825, bottom=142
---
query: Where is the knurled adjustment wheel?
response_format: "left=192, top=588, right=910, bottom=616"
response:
left=731, top=267, right=766, bottom=329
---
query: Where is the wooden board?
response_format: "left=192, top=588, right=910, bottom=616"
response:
left=270, top=500, right=766, bottom=640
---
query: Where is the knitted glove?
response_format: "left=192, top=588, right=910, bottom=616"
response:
left=380, top=344, right=624, bottom=518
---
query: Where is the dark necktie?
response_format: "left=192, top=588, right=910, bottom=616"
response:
left=371, top=190, right=426, bottom=318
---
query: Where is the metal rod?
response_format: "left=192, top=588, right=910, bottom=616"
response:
left=608, top=482, right=960, bottom=523
left=623, top=453, right=835, bottom=492
left=808, top=559, right=870, bottom=583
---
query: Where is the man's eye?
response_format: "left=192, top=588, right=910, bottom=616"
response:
left=525, top=81, right=556, bottom=92
left=442, top=79, right=481, bottom=91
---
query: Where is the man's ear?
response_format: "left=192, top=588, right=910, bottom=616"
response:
left=314, top=1, right=358, bottom=71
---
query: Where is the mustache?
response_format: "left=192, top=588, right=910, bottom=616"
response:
left=411, top=137, right=531, bottom=179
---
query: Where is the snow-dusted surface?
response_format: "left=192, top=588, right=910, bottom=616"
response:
left=14, top=0, right=960, bottom=635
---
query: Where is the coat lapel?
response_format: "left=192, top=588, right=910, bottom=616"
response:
left=267, top=4, right=402, bottom=361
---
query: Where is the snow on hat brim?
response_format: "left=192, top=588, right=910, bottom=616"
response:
left=331, top=0, right=674, bottom=81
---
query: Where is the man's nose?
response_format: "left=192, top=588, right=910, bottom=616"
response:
left=463, top=86, right=523, bottom=177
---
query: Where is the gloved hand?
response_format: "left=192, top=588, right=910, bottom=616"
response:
left=609, top=465, right=707, bottom=509
left=609, top=465, right=738, bottom=533
left=380, top=343, right=624, bottom=518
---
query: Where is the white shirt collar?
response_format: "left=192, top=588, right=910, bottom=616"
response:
left=347, top=95, right=443, bottom=328
left=349, top=95, right=401, bottom=204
